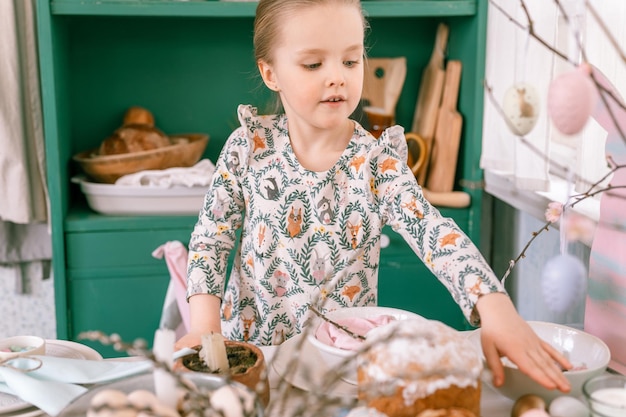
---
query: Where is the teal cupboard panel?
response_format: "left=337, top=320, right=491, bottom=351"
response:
left=65, top=229, right=194, bottom=270
left=377, top=217, right=473, bottom=331
left=67, top=273, right=170, bottom=358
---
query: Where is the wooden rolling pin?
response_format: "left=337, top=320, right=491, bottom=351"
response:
left=422, top=187, right=470, bottom=208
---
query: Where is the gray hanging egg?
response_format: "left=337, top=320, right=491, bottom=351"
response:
left=503, top=83, right=541, bottom=136
left=541, top=253, right=587, bottom=314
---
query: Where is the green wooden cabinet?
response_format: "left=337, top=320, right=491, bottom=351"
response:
left=36, top=0, right=488, bottom=356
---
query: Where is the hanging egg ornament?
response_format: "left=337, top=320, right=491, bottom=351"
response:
left=503, top=83, right=541, bottom=136
left=547, top=64, right=599, bottom=135
left=541, top=253, right=587, bottom=314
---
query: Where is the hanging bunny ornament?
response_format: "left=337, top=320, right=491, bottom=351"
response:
left=503, top=83, right=541, bottom=136
left=502, top=29, right=541, bottom=136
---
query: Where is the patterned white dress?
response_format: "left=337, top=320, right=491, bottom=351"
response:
left=187, top=105, right=505, bottom=345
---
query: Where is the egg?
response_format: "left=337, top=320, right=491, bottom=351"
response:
left=127, top=390, right=159, bottom=409
left=127, top=389, right=180, bottom=417
left=511, top=394, right=546, bottom=417
left=90, top=389, right=129, bottom=408
left=548, top=396, right=589, bottom=417
left=519, top=410, right=550, bottom=417
left=503, top=83, right=541, bottom=136
left=210, top=385, right=255, bottom=417
left=88, top=389, right=136, bottom=417
left=541, top=254, right=587, bottom=314
left=547, top=64, right=598, bottom=135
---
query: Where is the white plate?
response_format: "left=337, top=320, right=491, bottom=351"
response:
left=1, top=407, right=46, bottom=417
left=271, top=333, right=357, bottom=398
left=59, top=372, right=265, bottom=416
left=0, top=393, right=32, bottom=415
left=44, top=340, right=103, bottom=361
left=0, top=340, right=103, bottom=414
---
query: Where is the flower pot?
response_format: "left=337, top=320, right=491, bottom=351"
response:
left=174, top=340, right=270, bottom=407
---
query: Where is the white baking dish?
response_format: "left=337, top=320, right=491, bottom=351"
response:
left=72, top=176, right=207, bottom=215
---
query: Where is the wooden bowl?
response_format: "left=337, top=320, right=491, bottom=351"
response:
left=73, top=133, right=209, bottom=184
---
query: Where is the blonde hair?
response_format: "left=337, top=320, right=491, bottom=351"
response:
left=254, top=0, right=368, bottom=65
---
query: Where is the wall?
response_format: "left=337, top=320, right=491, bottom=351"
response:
left=0, top=264, right=56, bottom=338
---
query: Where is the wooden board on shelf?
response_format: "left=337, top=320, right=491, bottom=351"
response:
left=411, top=22, right=449, bottom=186
left=426, top=60, right=463, bottom=193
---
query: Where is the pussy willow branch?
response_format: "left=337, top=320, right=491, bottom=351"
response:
left=501, top=221, right=552, bottom=285
left=487, top=0, right=571, bottom=63
left=308, top=305, right=366, bottom=340
left=586, top=0, right=626, bottom=64
left=488, top=0, right=626, bottom=145
left=486, top=0, right=626, bottom=281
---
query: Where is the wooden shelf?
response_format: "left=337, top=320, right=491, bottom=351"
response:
left=49, top=0, right=476, bottom=17
left=64, top=204, right=198, bottom=232
left=63, top=201, right=466, bottom=233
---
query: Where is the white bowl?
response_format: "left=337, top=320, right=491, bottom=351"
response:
left=0, top=336, right=46, bottom=361
left=467, top=321, right=611, bottom=402
left=306, top=306, right=424, bottom=384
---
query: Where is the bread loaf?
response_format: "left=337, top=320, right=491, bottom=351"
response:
left=123, top=106, right=155, bottom=127
left=98, top=107, right=170, bottom=156
left=416, top=408, right=477, bottom=417
left=357, top=319, right=482, bottom=417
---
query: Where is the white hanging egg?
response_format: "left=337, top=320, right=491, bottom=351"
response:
left=503, top=83, right=541, bottom=136
left=541, top=254, right=587, bottom=314
left=547, top=64, right=598, bottom=135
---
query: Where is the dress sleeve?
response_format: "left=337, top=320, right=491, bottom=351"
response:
left=186, top=126, right=248, bottom=301
left=378, top=129, right=506, bottom=326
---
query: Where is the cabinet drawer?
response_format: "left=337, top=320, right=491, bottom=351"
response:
left=67, top=273, right=170, bottom=358
left=65, top=229, right=193, bottom=271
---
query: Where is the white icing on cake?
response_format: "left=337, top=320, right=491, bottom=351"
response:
left=358, top=318, right=482, bottom=405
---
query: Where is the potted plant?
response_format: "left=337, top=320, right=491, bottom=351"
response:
left=174, top=333, right=270, bottom=407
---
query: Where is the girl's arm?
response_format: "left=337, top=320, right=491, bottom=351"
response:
left=175, top=293, right=222, bottom=349
left=475, top=292, right=572, bottom=392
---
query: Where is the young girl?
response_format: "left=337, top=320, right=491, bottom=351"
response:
left=177, top=0, right=572, bottom=393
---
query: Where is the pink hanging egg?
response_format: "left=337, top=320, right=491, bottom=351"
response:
left=547, top=64, right=598, bottom=135
left=541, top=254, right=587, bottom=314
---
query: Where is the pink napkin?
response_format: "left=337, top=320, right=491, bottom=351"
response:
left=153, top=241, right=191, bottom=338
left=315, top=315, right=396, bottom=351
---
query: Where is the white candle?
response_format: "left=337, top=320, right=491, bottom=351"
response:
left=153, top=329, right=178, bottom=409
left=590, top=387, right=626, bottom=417
left=200, top=332, right=230, bottom=373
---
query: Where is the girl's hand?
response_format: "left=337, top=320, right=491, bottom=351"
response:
left=175, top=293, right=223, bottom=350
left=175, top=332, right=203, bottom=350
left=475, top=293, right=572, bottom=392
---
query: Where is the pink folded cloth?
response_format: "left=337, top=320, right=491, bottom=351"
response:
left=315, top=315, right=396, bottom=351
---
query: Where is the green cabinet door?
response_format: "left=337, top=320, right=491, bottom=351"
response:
left=377, top=223, right=473, bottom=331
